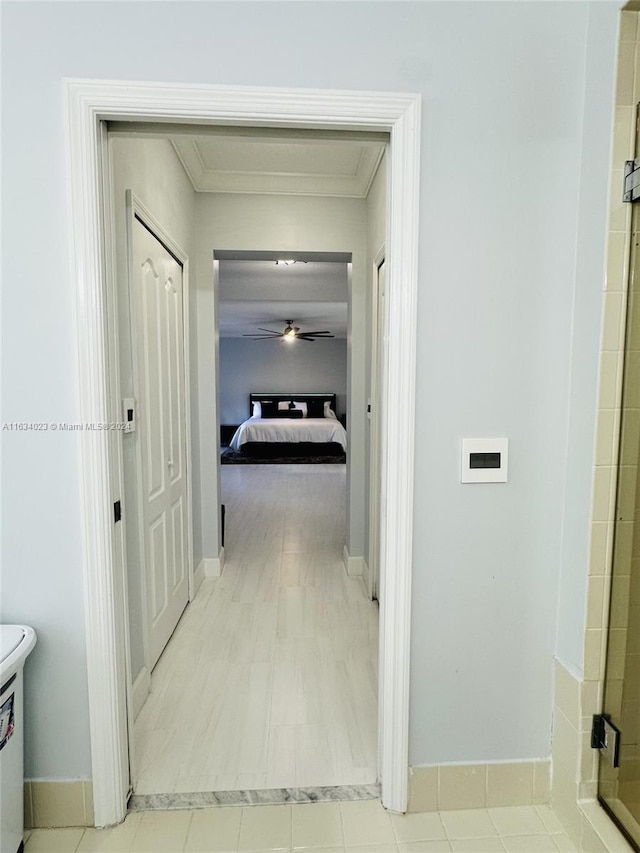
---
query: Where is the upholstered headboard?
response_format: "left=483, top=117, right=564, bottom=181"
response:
left=249, top=393, right=337, bottom=419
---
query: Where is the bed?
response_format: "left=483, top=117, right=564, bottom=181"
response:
left=228, top=393, right=347, bottom=458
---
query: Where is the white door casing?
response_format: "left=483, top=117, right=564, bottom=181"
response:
left=65, top=80, right=420, bottom=826
left=369, top=252, right=386, bottom=603
left=132, top=219, right=189, bottom=669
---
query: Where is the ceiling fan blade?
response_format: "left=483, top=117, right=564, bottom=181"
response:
left=243, top=333, right=280, bottom=338
left=302, top=331, right=333, bottom=336
left=257, top=328, right=283, bottom=335
left=296, top=336, right=316, bottom=342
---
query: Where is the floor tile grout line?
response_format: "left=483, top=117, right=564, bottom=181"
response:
left=338, top=800, right=347, bottom=850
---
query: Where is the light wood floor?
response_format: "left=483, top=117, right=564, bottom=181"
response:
left=134, top=464, right=379, bottom=794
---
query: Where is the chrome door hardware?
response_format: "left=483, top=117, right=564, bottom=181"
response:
left=592, top=714, right=621, bottom=768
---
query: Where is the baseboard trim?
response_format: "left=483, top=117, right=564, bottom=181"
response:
left=343, top=545, right=365, bottom=576
left=408, top=759, right=551, bottom=813
left=200, top=548, right=225, bottom=579
left=24, top=780, right=94, bottom=828
left=131, top=665, right=150, bottom=721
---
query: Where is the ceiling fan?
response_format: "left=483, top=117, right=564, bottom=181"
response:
left=243, top=320, right=335, bottom=343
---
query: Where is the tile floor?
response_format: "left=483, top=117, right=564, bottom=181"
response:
left=134, top=464, right=378, bottom=794
left=23, top=802, right=578, bottom=852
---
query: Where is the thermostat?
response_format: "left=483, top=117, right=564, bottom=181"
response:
left=461, top=438, right=508, bottom=483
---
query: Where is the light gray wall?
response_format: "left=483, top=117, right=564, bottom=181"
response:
left=0, top=1, right=618, bottom=779
left=110, top=136, right=201, bottom=683
left=219, top=338, right=347, bottom=425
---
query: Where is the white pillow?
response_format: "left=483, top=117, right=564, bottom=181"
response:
left=252, top=401, right=262, bottom=418
left=324, top=401, right=337, bottom=419
left=277, top=401, right=291, bottom=411
left=293, top=401, right=308, bottom=418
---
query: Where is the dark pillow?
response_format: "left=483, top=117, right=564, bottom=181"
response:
left=259, top=400, right=278, bottom=417
left=307, top=398, right=327, bottom=418
left=275, top=409, right=303, bottom=419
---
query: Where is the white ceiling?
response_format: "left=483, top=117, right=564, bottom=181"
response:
left=172, top=133, right=385, bottom=197
left=219, top=260, right=348, bottom=338
left=109, top=127, right=382, bottom=336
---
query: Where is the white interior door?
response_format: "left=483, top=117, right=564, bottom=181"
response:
left=133, top=217, right=189, bottom=670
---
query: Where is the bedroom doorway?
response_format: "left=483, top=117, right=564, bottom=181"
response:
left=68, top=80, right=420, bottom=824
left=212, top=253, right=374, bottom=791
left=116, top=130, right=388, bottom=801
left=114, top=130, right=384, bottom=796
left=114, top=124, right=386, bottom=803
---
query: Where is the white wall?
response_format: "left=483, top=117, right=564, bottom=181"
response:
left=110, top=136, right=201, bottom=682
left=195, top=192, right=367, bottom=566
left=219, top=338, right=347, bottom=425
left=0, top=1, right=619, bottom=780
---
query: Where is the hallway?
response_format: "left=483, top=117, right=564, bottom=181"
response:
left=134, top=464, right=378, bottom=794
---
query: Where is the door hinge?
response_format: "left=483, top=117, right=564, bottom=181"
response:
left=591, top=713, right=621, bottom=768
left=624, top=159, right=640, bottom=202
left=114, top=500, right=122, bottom=524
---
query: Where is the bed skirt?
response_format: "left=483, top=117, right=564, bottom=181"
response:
left=221, top=442, right=346, bottom=464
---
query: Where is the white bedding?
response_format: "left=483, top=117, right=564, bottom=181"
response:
left=229, top=417, right=347, bottom=452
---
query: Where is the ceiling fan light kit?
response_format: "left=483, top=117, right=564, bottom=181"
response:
left=243, top=320, right=335, bottom=343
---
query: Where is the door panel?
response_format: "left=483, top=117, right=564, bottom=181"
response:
left=133, top=219, right=189, bottom=670
left=149, top=516, right=168, bottom=622
left=140, top=260, right=165, bottom=500
left=171, top=498, right=186, bottom=591
left=166, top=274, right=183, bottom=484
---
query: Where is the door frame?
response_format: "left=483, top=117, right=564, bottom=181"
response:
left=368, top=247, right=386, bottom=602
left=65, top=78, right=421, bottom=826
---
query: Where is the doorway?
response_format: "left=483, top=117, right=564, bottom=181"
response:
left=128, top=228, right=376, bottom=793
left=66, top=79, right=420, bottom=825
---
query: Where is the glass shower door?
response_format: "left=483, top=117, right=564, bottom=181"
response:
left=598, top=164, right=640, bottom=851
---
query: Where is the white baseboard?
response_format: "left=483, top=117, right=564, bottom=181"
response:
left=343, top=545, right=365, bottom=576
left=131, top=666, right=150, bottom=721
left=201, top=548, right=225, bottom=578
